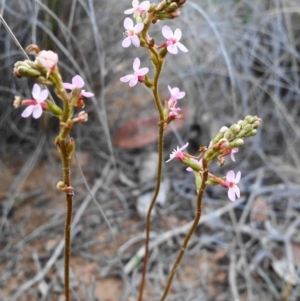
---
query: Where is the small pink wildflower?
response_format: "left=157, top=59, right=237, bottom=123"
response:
left=225, top=170, right=241, bottom=202
left=120, top=58, right=149, bottom=87
left=168, top=85, right=186, bottom=107
left=122, top=18, right=144, bottom=48
left=186, top=158, right=203, bottom=172
left=124, top=0, right=150, bottom=15
left=168, top=107, right=182, bottom=120
left=166, top=142, right=189, bottom=163
left=63, top=75, right=94, bottom=98
left=21, top=84, right=48, bottom=119
left=162, top=26, right=188, bottom=55
left=36, top=50, right=58, bottom=70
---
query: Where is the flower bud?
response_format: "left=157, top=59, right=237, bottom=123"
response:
left=46, top=100, right=63, bottom=116
left=236, top=124, right=252, bottom=138
left=166, top=3, right=178, bottom=12
left=223, top=129, right=235, bottom=140
left=229, top=123, right=241, bottom=134
left=56, top=181, right=66, bottom=191
left=245, top=115, right=254, bottom=124
left=67, top=138, right=76, bottom=159
left=14, top=66, right=41, bottom=78
left=228, top=139, right=244, bottom=148
left=37, top=76, right=53, bottom=86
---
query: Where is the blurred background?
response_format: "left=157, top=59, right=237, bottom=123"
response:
left=1, top=0, right=300, bottom=300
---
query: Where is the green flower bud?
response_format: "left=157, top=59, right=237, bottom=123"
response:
left=14, top=66, right=41, bottom=78
left=229, top=123, right=241, bottom=134
left=236, top=124, right=252, bottom=138
left=37, top=76, right=53, bottom=86
left=46, top=100, right=63, bottom=116
left=224, top=129, right=235, bottom=140
left=228, top=139, right=244, bottom=148
left=67, top=138, right=76, bottom=159
left=245, top=115, right=254, bottom=124
left=166, top=3, right=178, bottom=12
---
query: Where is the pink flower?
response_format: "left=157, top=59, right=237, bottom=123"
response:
left=21, top=84, right=48, bottom=119
left=120, top=58, right=149, bottom=87
left=225, top=170, right=241, bottom=202
left=230, top=148, right=239, bottom=162
left=36, top=50, right=58, bottom=69
left=186, top=158, right=203, bottom=172
left=63, top=75, right=94, bottom=98
left=166, top=142, right=189, bottom=163
left=168, top=86, right=186, bottom=107
left=168, top=107, right=182, bottom=120
left=124, top=0, right=150, bottom=15
left=162, top=26, right=188, bottom=55
left=122, top=18, right=144, bottom=48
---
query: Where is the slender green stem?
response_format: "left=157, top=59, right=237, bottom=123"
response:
left=159, top=159, right=209, bottom=301
left=137, top=57, right=165, bottom=301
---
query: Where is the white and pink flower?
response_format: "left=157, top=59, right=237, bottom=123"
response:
left=63, top=75, right=94, bottom=98
left=162, top=26, right=188, bottom=55
left=166, top=142, right=189, bottom=163
left=21, top=84, right=48, bottom=119
left=224, top=170, right=241, bottom=202
left=124, top=0, right=150, bottom=15
left=122, top=18, right=144, bottom=48
left=120, top=58, right=149, bottom=87
left=168, top=85, right=186, bottom=107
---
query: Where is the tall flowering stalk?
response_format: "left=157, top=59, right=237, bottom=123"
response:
left=13, top=45, right=93, bottom=301
left=120, top=1, right=262, bottom=300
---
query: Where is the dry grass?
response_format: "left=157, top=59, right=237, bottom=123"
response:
left=1, top=0, right=300, bottom=300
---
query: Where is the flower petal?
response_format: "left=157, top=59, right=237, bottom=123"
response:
left=167, top=44, right=178, bottom=55
left=228, top=188, right=236, bottom=202
left=226, top=170, right=235, bottom=182
left=124, top=8, right=134, bottom=14
left=120, top=75, right=133, bottom=83
left=124, top=17, right=134, bottom=30
left=232, top=185, right=240, bottom=198
left=63, top=83, right=74, bottom=90
left=177, top=91, right=186, bottom=99
left=32, top=84, right=41, bottom=100
left=235, top=171, right=241, bottom=183
left=140, top=1, right=150, bottom=10
left=131, top=35, right=140, bottom=47
left=122, top=37, right=132, bottom=48
left=129, top=76, right=138, bottom=87
left=168, top=86, right=172, bottom=94
left=133, top=58, right=141, bottom=71
left=82, top=91, right=94, bottom=98
left=177, top=42, right=188, bottom=53
left=38, top=89, right=49, bottom=102
left=162, top=25, right=173, bottom=39
left=72, top=75, right=84, bottom=88
left=32, top=105, right=43, bottom=119
left=174, top=28, right=182, bottom=41
left=21, top=105, right=34, bottom=118
left=132, top=0, right=139, bottom=8
left=136, top=67, right=149, bottom=76
left=134, top=23, right=144, bottom=33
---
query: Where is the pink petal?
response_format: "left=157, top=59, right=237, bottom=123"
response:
left=129, top=76, right=138, bottom=87
left=124, top=8, right=134, bottom=14
left=133, top=58, right=141, bottom=71
left=82, top=91, right=94, bottom=98
left=140, top=1, right=150, bottom=10
left=32, top=105, right=43, bottom=119
left=174, top=28, right=182, bottom=40
left=63, top=83, right=74, bottom=90
left=122, top=37, right=132, bottom=48
left=177, top=91, right=186, bottom=99
left=162, top=26, right=173, bottom=39
left=131, top=35, right=140, bottom=47
left=21, top=105, right=34, bottom=118
left=167, top=45, right=178, bottom=55
left=38, top=89, right=49, bottom=102
left=124, top=17, right=133, bottom=30
left=134, top=23, right=144, bottom=33
left=230, top=153, right=236, bottom=162
left=228, top=188, right=236, bottom=202
left=120, top=75, right=134, bottom=83
left=32, top=84, right=41, bottom=100
left=226, top=170, right=235, bottom=182
left=171, top=87, right=179, bottom=95
left=168, top=86, right=172, bottom=94
left=72, top=75, right=84, bottom=89
left=132, top=0, right=139, bottom=8
left=136, top=67, right=149, bottom=76
left=177, top=42, right=188, bottom=53
left=232, top=185, right=240, bottom=198
left=235, top=171, right=241, bottom=183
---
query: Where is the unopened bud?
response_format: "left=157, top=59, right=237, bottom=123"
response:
left=46, top=100, right=62, bottom=116
left=228, top=138, right=244, bottom=148
left=14, top=66, right=41, bottom=78
left=245, top=115, right=254, bottom=124
left=166, top=2, right=178, bottom=12
left=37, top=76, right=53, bottom=86
left=67, top=138, right=76, bottom=159
left=56, top=181, right=66, bottom=191
left=229, top=124, right=241, bottom=134
left=214, top=138, right=229, bottom=150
